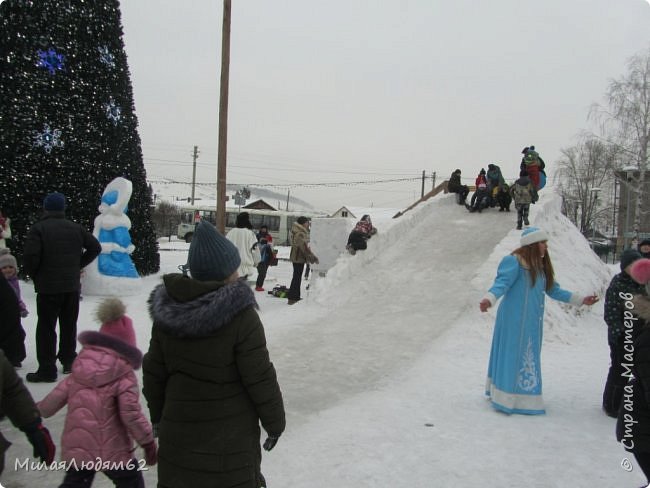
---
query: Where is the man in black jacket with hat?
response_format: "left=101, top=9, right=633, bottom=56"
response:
left=23, top=192, right=101, bottom=382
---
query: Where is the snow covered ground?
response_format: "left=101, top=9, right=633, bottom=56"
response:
left=1, top=188, right=644, bottom=487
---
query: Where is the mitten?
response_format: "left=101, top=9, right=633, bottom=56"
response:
left=21, top=421, right=55, bottom=464
left=143, top=440, right=158, bottom=466
left=263, top=435, right=279, bottom=451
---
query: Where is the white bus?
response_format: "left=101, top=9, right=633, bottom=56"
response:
left=176, top=206, right=322, bottom=245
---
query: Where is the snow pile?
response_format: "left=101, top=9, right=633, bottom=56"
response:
left=3, top=186, right=639, bottom=488
left=471, top=191, right=614, bottom=343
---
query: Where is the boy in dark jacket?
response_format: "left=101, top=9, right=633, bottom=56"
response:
left=510, top=170, right=538, bottom=229
left=255, top=238, right=273, bottom=291
left=603, top=249, right=647, bottom=417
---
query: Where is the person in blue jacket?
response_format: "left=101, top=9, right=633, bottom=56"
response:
left=479, top=227, right=599, bottom=415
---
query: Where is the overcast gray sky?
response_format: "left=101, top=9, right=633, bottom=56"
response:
left=120, top=0, right=650, bottom=212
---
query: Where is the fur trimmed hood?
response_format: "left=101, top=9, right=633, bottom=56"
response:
left=78, top=331, right=143, bottom=369
left=148, top=275, right=258, bottom=338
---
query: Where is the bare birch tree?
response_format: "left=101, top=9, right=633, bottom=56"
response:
left=557, top=138, right=618, bottom=235
left=591, top=46, right=650, bottom=245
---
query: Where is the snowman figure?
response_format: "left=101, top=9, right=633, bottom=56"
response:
left=81, top=177, right=141, bottom=295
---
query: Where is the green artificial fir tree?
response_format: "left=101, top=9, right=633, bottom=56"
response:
left=0, top=0, right=159, bottom=275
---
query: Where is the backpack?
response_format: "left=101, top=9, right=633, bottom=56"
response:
left=269, top=249, right=279, bottom=266
left=269, top=285, right=288, bottom=298
left=511, top=182, right=535, bottom=203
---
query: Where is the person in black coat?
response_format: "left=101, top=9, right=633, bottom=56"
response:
left=495, top=183, right=512, bottom=212
left=447, top=169, right=469, bottom=205
left=144, top=220, right=285, bottom=488
left=22, top=192, right=101, bottom=383
left=616, top=258, right=650, bottom=485
left=603, top=250, right=647, bottom=417
left=639, top=239, right=650, bottom=259
left=0, top=349, right=56, bottom=473
left=0, top=274, right=26, bottom=368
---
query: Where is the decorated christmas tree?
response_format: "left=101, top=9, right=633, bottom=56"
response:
left=0, top=0, right=159, bottom=275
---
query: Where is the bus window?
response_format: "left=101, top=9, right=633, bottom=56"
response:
left=250, top=214, right=280, bottom=232
left=226, top=211, right=238, bottom=228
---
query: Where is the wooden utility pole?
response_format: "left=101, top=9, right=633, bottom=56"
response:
left=421, top=170, right=425, bottom=197
left=191, top=145, right=199, bottom=205
left=216, top=0, right=231, bottom=234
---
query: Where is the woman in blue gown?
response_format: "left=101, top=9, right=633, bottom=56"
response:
left=479, top=227, right=599, bottom=415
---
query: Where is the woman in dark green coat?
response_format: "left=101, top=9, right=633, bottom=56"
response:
left=143, top=221, right=285, bottom=488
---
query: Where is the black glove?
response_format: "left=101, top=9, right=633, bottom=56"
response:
left=263, top=435, right=279, bottom=451
left=21, top=420, right=55, bottom=463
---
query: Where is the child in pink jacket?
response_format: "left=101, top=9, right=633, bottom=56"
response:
left=38, top=298, right=157, bottom=487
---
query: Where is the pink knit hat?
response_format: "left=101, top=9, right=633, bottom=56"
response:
left=96, top=297, right=136, bottom=348
left=631, top=258, right=650, bottom=285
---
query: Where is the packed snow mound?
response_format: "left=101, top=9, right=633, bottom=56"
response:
left=310, top=188, right=612, bottom=341
left=472, top=190, right=614, bottom=343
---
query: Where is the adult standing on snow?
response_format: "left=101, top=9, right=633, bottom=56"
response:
left=23, top=192, right=101, bottom=383
left=602, top=249, right=647, bottom=417
left=287, top=216, right=318, bottom=305
left=143, top=220, right=285, bottom=487
left=479, top=227, right=598, bottom=415
left=226, top=212, right=261, bottom=281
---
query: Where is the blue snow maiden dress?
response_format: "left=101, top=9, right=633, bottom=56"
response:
left=484, top=254, right=583, bottom=415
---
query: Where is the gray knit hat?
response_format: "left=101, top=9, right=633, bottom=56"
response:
left=0, top=248, right=17, bottom=269
left=188, top=221, right=241, bottom=282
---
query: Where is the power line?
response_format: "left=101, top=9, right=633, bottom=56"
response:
left=147, top=176, right=421, bottom=189
left=144, top=157, right=418, bottom=176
